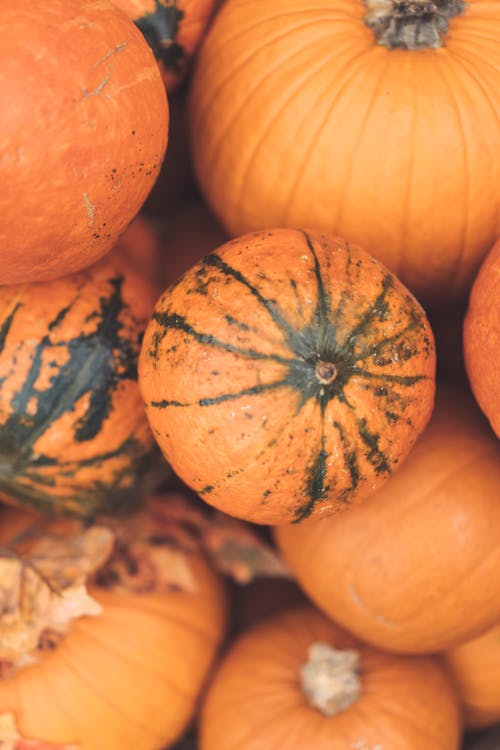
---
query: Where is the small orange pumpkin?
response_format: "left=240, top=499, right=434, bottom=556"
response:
left=200, top=606, right=461, bottom=750
left=139, top=228, right=436, bottom=525
left=0, top=246, right=161, bottom=518
left=0, top=503, right=227, bottom=750
left=463, top=238, right=500, bottom=438
left=113, top=0, right=220, bottom=91
left=275, top=386, right=500, bottom=654
left=0, top=0, right=169, bottom=285
left=444, top=622, right=500, bottom=730
left=188, top=0, right=500, bottom=305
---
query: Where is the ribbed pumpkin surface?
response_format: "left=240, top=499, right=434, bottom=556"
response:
left=0, top=557, right=226, bottom=750
left=188, top=0, right=500, bottom=305
left=139, top=228, right=436, bottom=524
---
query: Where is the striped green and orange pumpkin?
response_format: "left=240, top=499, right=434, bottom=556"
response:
left=139, top=228, right=436, bottom=525
left=0, top=240, right=162, bottom=519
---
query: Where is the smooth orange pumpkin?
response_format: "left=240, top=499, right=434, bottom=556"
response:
left=0, top=505, right=227, bottom=750
left=463, top=238, right=500, bottom=438
left=444, top=622, right=500, bottom=730
left=188, top=0, right=500, bottom=306
left=113, top=0, right=220, bottom=91
left=0, top=245, right=162, bottom=518
left=275, top=386, right=500, bottom=654
left=200, top=606, right=461, bottom=750
left=139, top=228, right=436, bottom=525
left=0, top=0, right=169, bottom=285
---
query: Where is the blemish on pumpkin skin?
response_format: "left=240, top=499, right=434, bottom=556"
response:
left=82, top=193, right=96, bottom=227
left=82, top=73, right=111, bottom=100
left=94, top=41, right=128, bottom=67
left=348, top=583, right=397, bottom=629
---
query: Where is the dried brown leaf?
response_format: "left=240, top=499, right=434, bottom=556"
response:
left=0, top=525, right=114, bottom=670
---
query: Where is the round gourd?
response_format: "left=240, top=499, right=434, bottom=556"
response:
left=188, top=0, right=500, bottom=306
left=0, top=245, right=161, bottom=518
left=139, top=228, right=436, bottom=525
left=275, top=386, right=500, bottom=653
left=444, top=622, right=500, bottom=730
left=200, top=606, right=461, bottom=750
left=0, top=505, right=227, bottom=750
left=0, top=0, right=169, bottom=285
left=463, top=238, right=500, bottom=438
left=113, top=0, right=220, bottom=91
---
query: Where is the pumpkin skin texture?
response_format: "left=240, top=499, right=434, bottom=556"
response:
left=275, top=386, right=500, bottom=654
left=463, top=238, right=500, bottom=438
left=188, top=0, right=500, bottom=306
left=0, top=247, right=161, bottom=518
left=139, top=228, right=436, bottom=525
left=0, top=508, right=227, bottom=750
left=112, top=0, right=220, bottom=91
left=200, top=606, right=461, bottom=750
left=444, top=622, right=500, bottom=730
left=0, top=0, right=169, bottom=285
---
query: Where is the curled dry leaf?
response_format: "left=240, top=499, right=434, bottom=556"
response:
left=0, top=713, right=80, bottom=749
left=97, top=493, right=289, bottom=591
left=201, top=514, right=290, bottom=584
left=0, top=524, right=113, bottom=672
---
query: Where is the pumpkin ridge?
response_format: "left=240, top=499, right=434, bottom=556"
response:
left=202, top=18, right=347, bottom=177
left=150, top=378, right=289, bottom=410
left=203, top=252, right=298, bottom=341
left=0, top=302, right=22, bottom=354
left=149, top=310, right=292, bottom=365
left=332, top=418, right=360, bottom=491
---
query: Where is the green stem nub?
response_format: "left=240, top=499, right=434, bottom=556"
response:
left=364, top=0, right=467, bottom=49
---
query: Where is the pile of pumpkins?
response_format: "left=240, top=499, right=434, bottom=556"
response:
left=0, top=1, right=499, bottom=749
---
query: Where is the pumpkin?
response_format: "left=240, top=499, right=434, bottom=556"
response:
left=463, top=238, right=500, bottom=438
left=112, top=0, right=220, bottom=91
left=275, top=386, right=500, bottom=654
left=0, top=503, right=227, bottom=750
left=139, top=228, right=436, bottom=525
left=0, top=243, right=162, bottom=519
left=188, top=0, right=500, bottom=306
left=0, top=0, right=169, bottom=285
left=444, top=622, right=500, bottom=730
left=200, top=606, right=461, bottom=750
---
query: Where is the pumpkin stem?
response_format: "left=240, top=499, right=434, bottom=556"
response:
left=315, top=360, right=338, bottom=385
left=364, top=0, right=467, bottom=49
left=300, top=642, right=362, bottom=716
